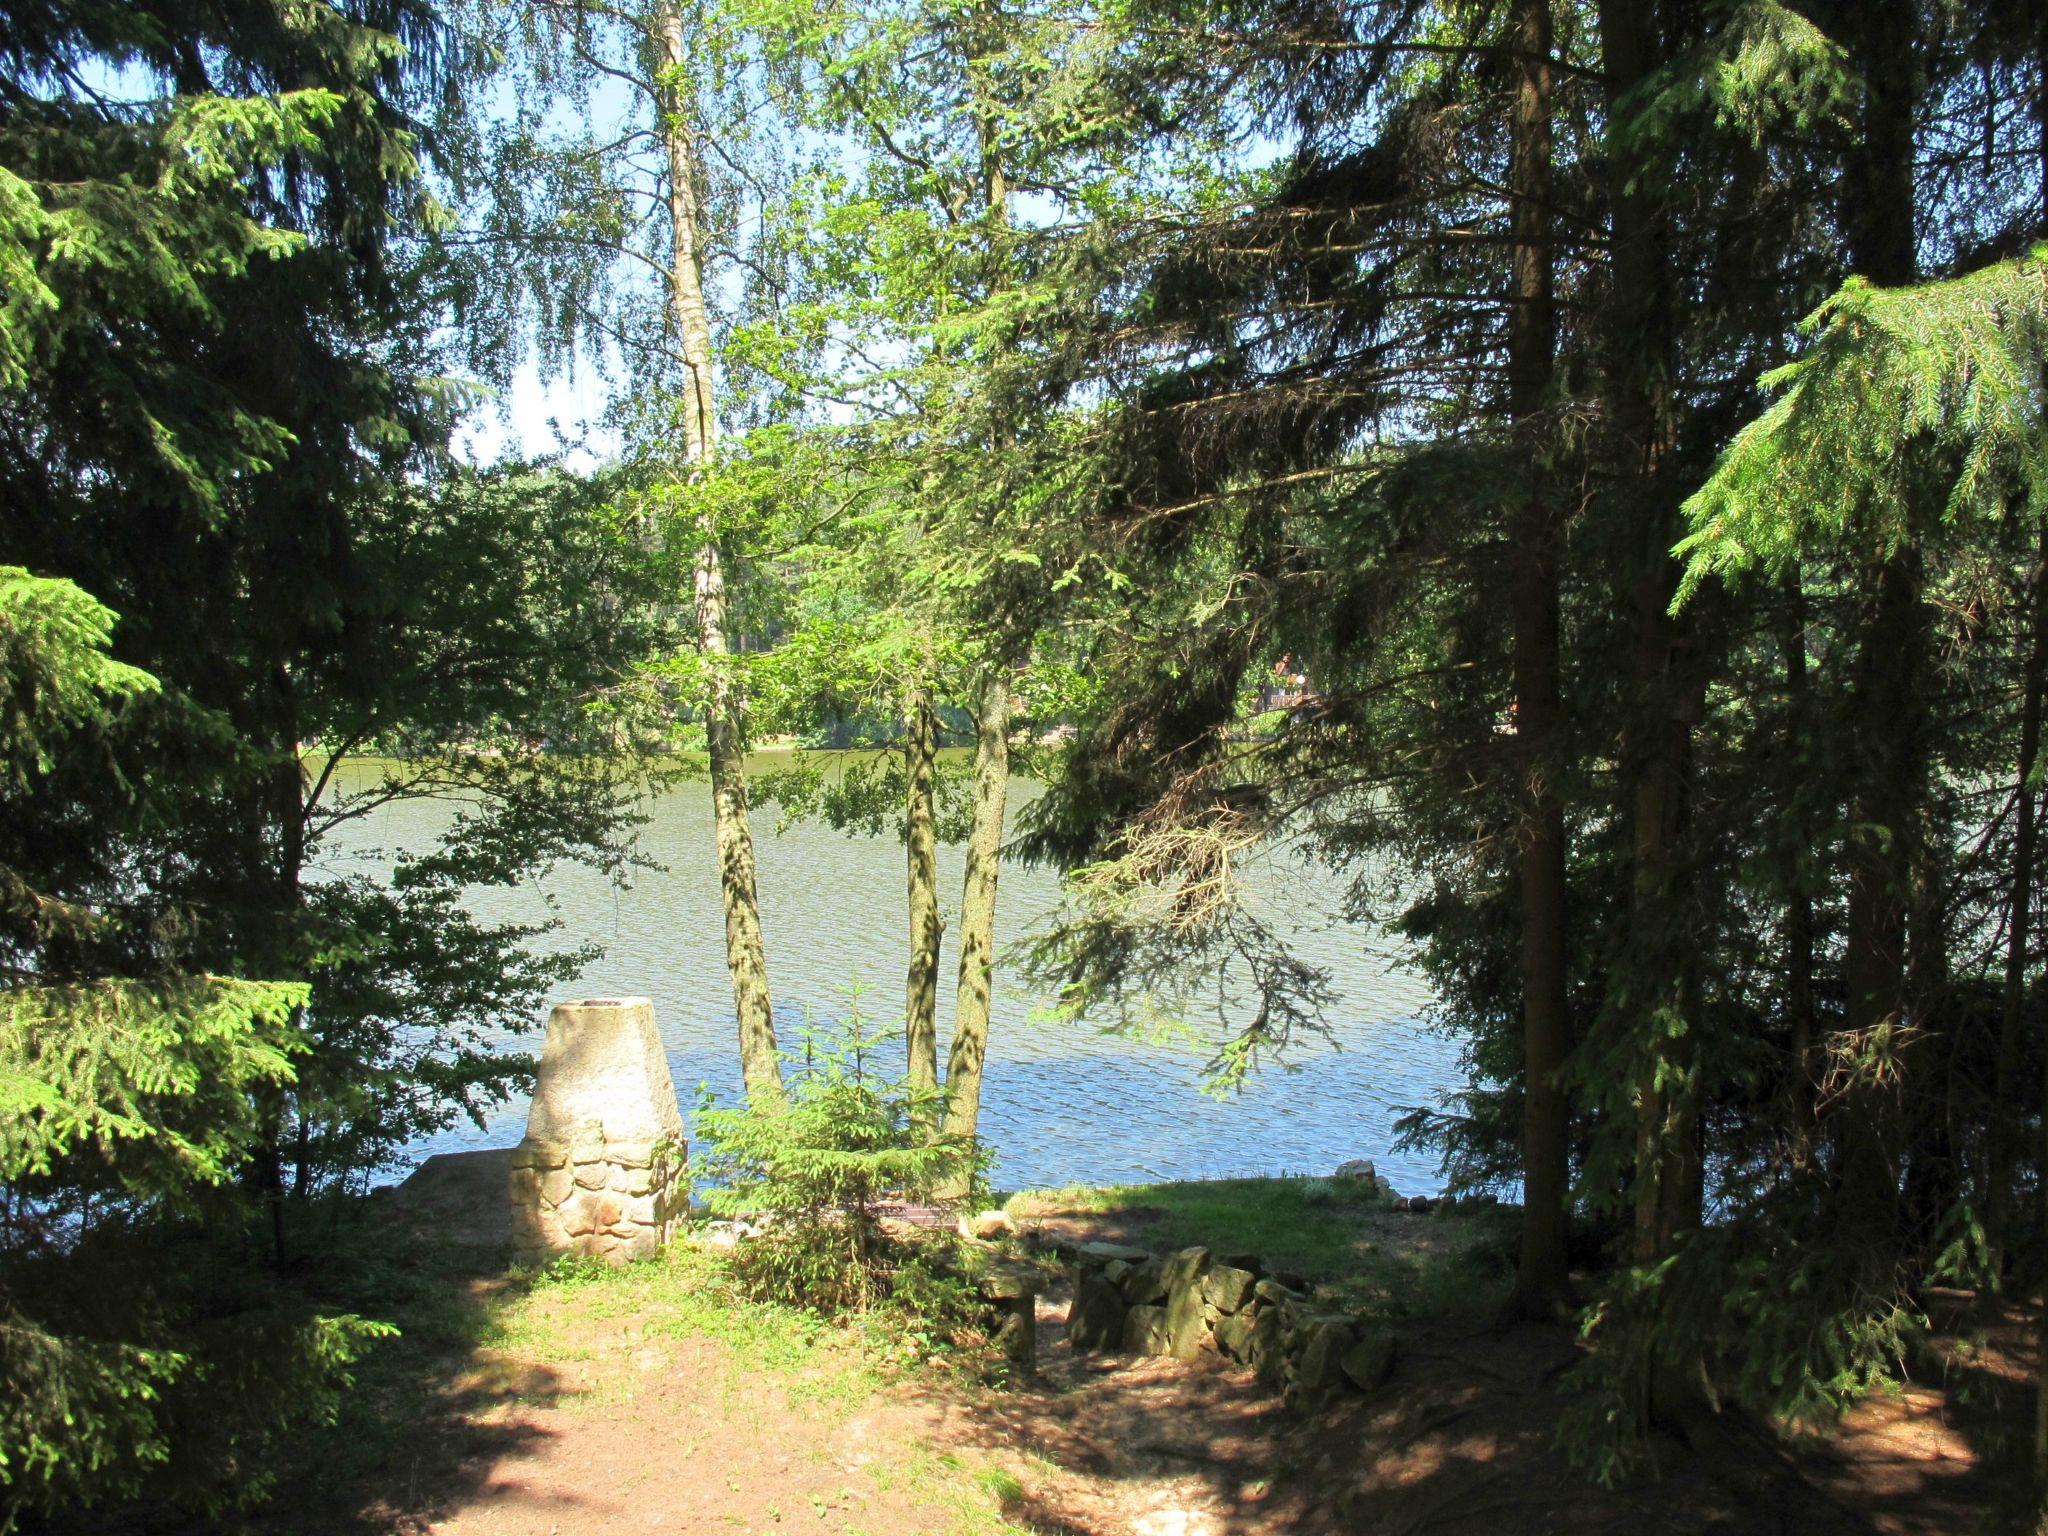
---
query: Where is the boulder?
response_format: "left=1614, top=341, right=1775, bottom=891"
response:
left=1075, top=1240, right=1154, bottom=1266
left=1201, top=1264, right=1259, bottom=1315
left=1246, top=1305, right=1288, bottom=1380
left=1332, top=1159, right=1377, bottom=1181
left=1340, top=1333, right=1396, bottom=1393
left=1067, top=1271, right=1128, bottom=1352
left=1162, top=1248, right=1214, bottom=1360
left=1212, top=1310, right=1256, bottom=1362
left=1122, top=1303, right=1170, bottom=1355
left=1120, top=1257, right=1171, bottom=1306
left=961, top=1208, right=1019, bottom=1241
left=1291, top=1318, right=1356, bottom=1405
left=1253, top=1276, right=1305, bottom=1307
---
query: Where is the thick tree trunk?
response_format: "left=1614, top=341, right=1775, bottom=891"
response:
left=656, top=3, right=781, bottom=1107
left=904, top=672, right=943, bottom=1129
left=1600, top=0, right=1696, bottom=1272
left=1507, top=0, right=1573, bottom=1318
left=938, top=668, right=1011, bottom=1199
left=1835, top=0, right=1920, bottom=1251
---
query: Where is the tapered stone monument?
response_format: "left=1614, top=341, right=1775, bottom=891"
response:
left=508, top=997, right=686, bottom=1265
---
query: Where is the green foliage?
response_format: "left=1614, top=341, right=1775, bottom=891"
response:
left=0, top=569, right=156, bottom=785
left=1, top=978, right=307, bottom=1192
left=693, top=986, right=968, bottom=1311
left=1615, top=0, right=1859, bottom=164
left=1677, top=249, right=2048, bottom=600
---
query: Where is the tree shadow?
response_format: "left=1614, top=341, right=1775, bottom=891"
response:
left=932, top=1288, right=1952, bottom=1536
left=249, top=1199, right=594, bottom=1536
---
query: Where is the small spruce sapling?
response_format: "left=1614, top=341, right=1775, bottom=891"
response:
left=691, top=977, right=974, bottom=1311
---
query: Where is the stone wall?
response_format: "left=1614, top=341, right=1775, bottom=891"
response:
left=509, top=997, right=687, bottom=1265
left=1065, top=1241, right=1394, bottom=1408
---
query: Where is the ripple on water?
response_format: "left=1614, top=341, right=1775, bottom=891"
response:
left=327, top=762, right=1460, bottom=1196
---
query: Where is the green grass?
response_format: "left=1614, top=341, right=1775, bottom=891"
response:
left=1006, top=1175, right=1517, bottom=1321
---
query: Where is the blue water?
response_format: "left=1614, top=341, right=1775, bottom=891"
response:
left=327, top=759, right=1458, bottom=1196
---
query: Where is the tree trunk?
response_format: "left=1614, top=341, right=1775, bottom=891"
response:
left=1990, top=528, right=2039, bottom=1261
left=1600, top=0, right=1696, bottom=1272
left=656, top=3, right=781, bottom=1107
left=904, top=671, right=943, bottom=1130
left=1782, top=578, right=1818, bottom=1163
left=1506, top=0, right=1573, bottom=1319
left=938, top=667, right=1011, bottom=1199
left=2030, top=13, right=2048, bottom=1494
left=1834, top=0, right=1920, bottom=1254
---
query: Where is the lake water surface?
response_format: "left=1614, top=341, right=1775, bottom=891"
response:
left=330, top=755, right=1458, bottom=1195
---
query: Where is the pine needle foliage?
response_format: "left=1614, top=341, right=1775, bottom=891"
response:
left=1677, top=248, right=2048, bottom=601
left=692, top=983, right=969, bottom=1312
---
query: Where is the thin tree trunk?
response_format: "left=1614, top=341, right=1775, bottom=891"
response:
left=904, top=670, right=943, bottom=1130
left=1982, top=528, right=2031, bottom=1277
left=938, top=668, right=1011, bottom=1199
left=1507, top=0, right=1573, bottom=1319
left=656, top=3, right=781, bottom=1107
left=1782, top=578, right=1818, bottom=1162
left=2028, top=13, right=2048, bottom=1492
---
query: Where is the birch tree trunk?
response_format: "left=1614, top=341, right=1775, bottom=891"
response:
left=656, top=2, right=781, bottom=1108
left=904, top=670, right=943, bottom=1128
left=938, top=667, right=1011, bottom=1198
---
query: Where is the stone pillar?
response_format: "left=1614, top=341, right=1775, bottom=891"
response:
left=509, top=997, right=687, bottom=1265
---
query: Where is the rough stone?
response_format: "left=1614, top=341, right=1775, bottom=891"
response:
left=1201, top=1264, right=1259, bottom=1315
left=573, top=1160, right=609, bottom=1190
left=1340, top=1333, right=1396, bottom=1393
left=1219, top=1252, right=1264, bottom=1277
left=609, top=1162, right=656, bottom=1196
left=541, top=1167, right=574, bottom=1205
left=1246, top=1306, right=1287, bottom=1380
left=1162, top=1246, right=1212, bottom=1292
left=1067, top=1271, right=1129, bottom=1352
left=1121, top=1258, right=1171, bottom=1306
left=1122, top=1303, right=1170, bottom=1355
left=977, top=1260, right=1041, bottom=1301
left=1332, top=1159, right=1377, bottom=1181
left=962, top=1209, right=1019, bottom=1240
left=1162, top=1251, right=1213, bottom=1361
left=1212, top=1310, right=1255, bottom=1361
left=1292, top=1319, right=1355, bottom=1403
left=1075, top=1240, right=1154, bottom=1266
left=1253, top=1276, right=1304, bottom=1307
left=1102, top=1259, right=1132, bottom=1289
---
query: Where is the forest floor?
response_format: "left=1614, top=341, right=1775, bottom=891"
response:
left=264, top=1174, right=2035, bottom=1536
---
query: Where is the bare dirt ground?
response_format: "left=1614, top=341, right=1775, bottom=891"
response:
left=324, top=1169, right=2025, bottom=1536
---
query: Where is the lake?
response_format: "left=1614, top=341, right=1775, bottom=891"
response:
left=327, top=755, right=1458, bottom=1196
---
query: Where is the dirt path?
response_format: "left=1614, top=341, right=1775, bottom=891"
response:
left=327, top=1169, right=2017, bottom=1536
left=353, top=1270, right=2008, bottom=1536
